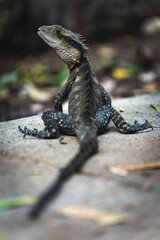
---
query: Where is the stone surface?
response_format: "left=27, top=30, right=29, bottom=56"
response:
left=0, top=93, right=160, bottom=240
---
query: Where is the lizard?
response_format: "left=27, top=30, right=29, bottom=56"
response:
left=18, top=25, right=153, bottom=219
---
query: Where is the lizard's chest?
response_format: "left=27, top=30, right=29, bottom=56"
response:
left=68, top=73, right=103, bottom=120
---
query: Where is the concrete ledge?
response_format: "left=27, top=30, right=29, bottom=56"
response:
left=0, top=93, right=160, bottom=240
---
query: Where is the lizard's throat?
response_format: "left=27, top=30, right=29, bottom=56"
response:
left=56, top=48, right=82, bottom=69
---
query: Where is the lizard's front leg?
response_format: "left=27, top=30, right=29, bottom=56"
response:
left=54, top=72, right=76, bottom=112
left=54, top=92, right=64, bottom=112
left=19, top=110, right=77, bottom=138
left=19, top=76, right=74, bottom=138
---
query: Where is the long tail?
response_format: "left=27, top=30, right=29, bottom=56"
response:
left=29, top=124, right=98, bottom=219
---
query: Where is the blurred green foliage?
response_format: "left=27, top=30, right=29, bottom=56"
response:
left=0, top=195, right=36, bottom=210
left=18, top=63, right=49, bottom=85
left=127, top=64, right=141, bottom=77
left=112, top=64, right=141, bottom=79
left=151, top=104, right=160, bottom=113
left=0, top=63, right=68, bottom=92
left=0, top=72, right=19, bottom=90
left=53, top=67, right=68, bottom=86
left=93, top=58, right=114, bottom=72
left=18, top=63, right=68, bottom=86
left=0, top=61, right=141, bottom=92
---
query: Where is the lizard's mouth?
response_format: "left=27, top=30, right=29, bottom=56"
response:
left=37, top=26, right=59, bottom=48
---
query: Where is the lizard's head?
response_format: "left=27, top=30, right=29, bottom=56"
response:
left=38, top=25, right=88, bottom=69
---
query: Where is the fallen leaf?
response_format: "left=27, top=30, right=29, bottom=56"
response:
left=107, top=162, right=160, bottom=176
left=143, top=82, right=157, bottom=92
left=107, top=166, right=128, bottom=176
left=0, top=196, right=37, bottom=210
left=119, top=107, right=125, bottom=112
left=56, top=205, right=132, bottom=226
left=112, top=68, right=130, bottom=80
left=151, top=104, right=160, bottom=113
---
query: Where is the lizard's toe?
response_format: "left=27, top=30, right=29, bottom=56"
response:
left=18, top=126, right=27, bottom=134
left=138, top=120, right=153, bottom=131
left=145, top=121, right=153, bottom=130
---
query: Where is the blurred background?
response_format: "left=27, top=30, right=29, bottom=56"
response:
left=0, top=0, right=159, bottom=121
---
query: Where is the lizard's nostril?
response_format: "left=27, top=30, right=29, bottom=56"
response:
left=38, top=26, right=43, bottom=31
left=38, top=26, right=47, bottom=31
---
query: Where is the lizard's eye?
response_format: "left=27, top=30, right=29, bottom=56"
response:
left=54, top=29, right=61, bottom=35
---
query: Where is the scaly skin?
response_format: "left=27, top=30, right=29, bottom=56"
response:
left=18, top=25, right=153, bottom=219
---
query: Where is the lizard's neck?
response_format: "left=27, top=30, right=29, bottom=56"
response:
left=69, top=56, right=92, bottom=76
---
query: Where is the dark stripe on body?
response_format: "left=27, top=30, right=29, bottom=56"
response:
left=60, top=34, right=84, bottom=55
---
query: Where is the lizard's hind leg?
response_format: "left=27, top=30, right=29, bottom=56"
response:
left=95, top=105, right=111, bottom=134
left=18, top=110, right=77, bottom=138
left=110, top=106, right=153, bottom=133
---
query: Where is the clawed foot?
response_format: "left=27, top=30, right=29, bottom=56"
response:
left=18, top=126, right=42, bottom=138
left=132, top=120, right=153, bottom=132
left=18, top=125, right=59, bottom=138
left=18, top=126, right=51, bottom=138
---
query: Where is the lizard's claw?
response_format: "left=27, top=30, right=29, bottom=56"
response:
left=18, top=125, right=57, bottom=139
left=133, top=120, right=153, bottom=131
left=145, top=120, right=153, bottom=130
left=18, top=126, right=39, bottom=138
left=18, top=126, right=26, bottom=134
